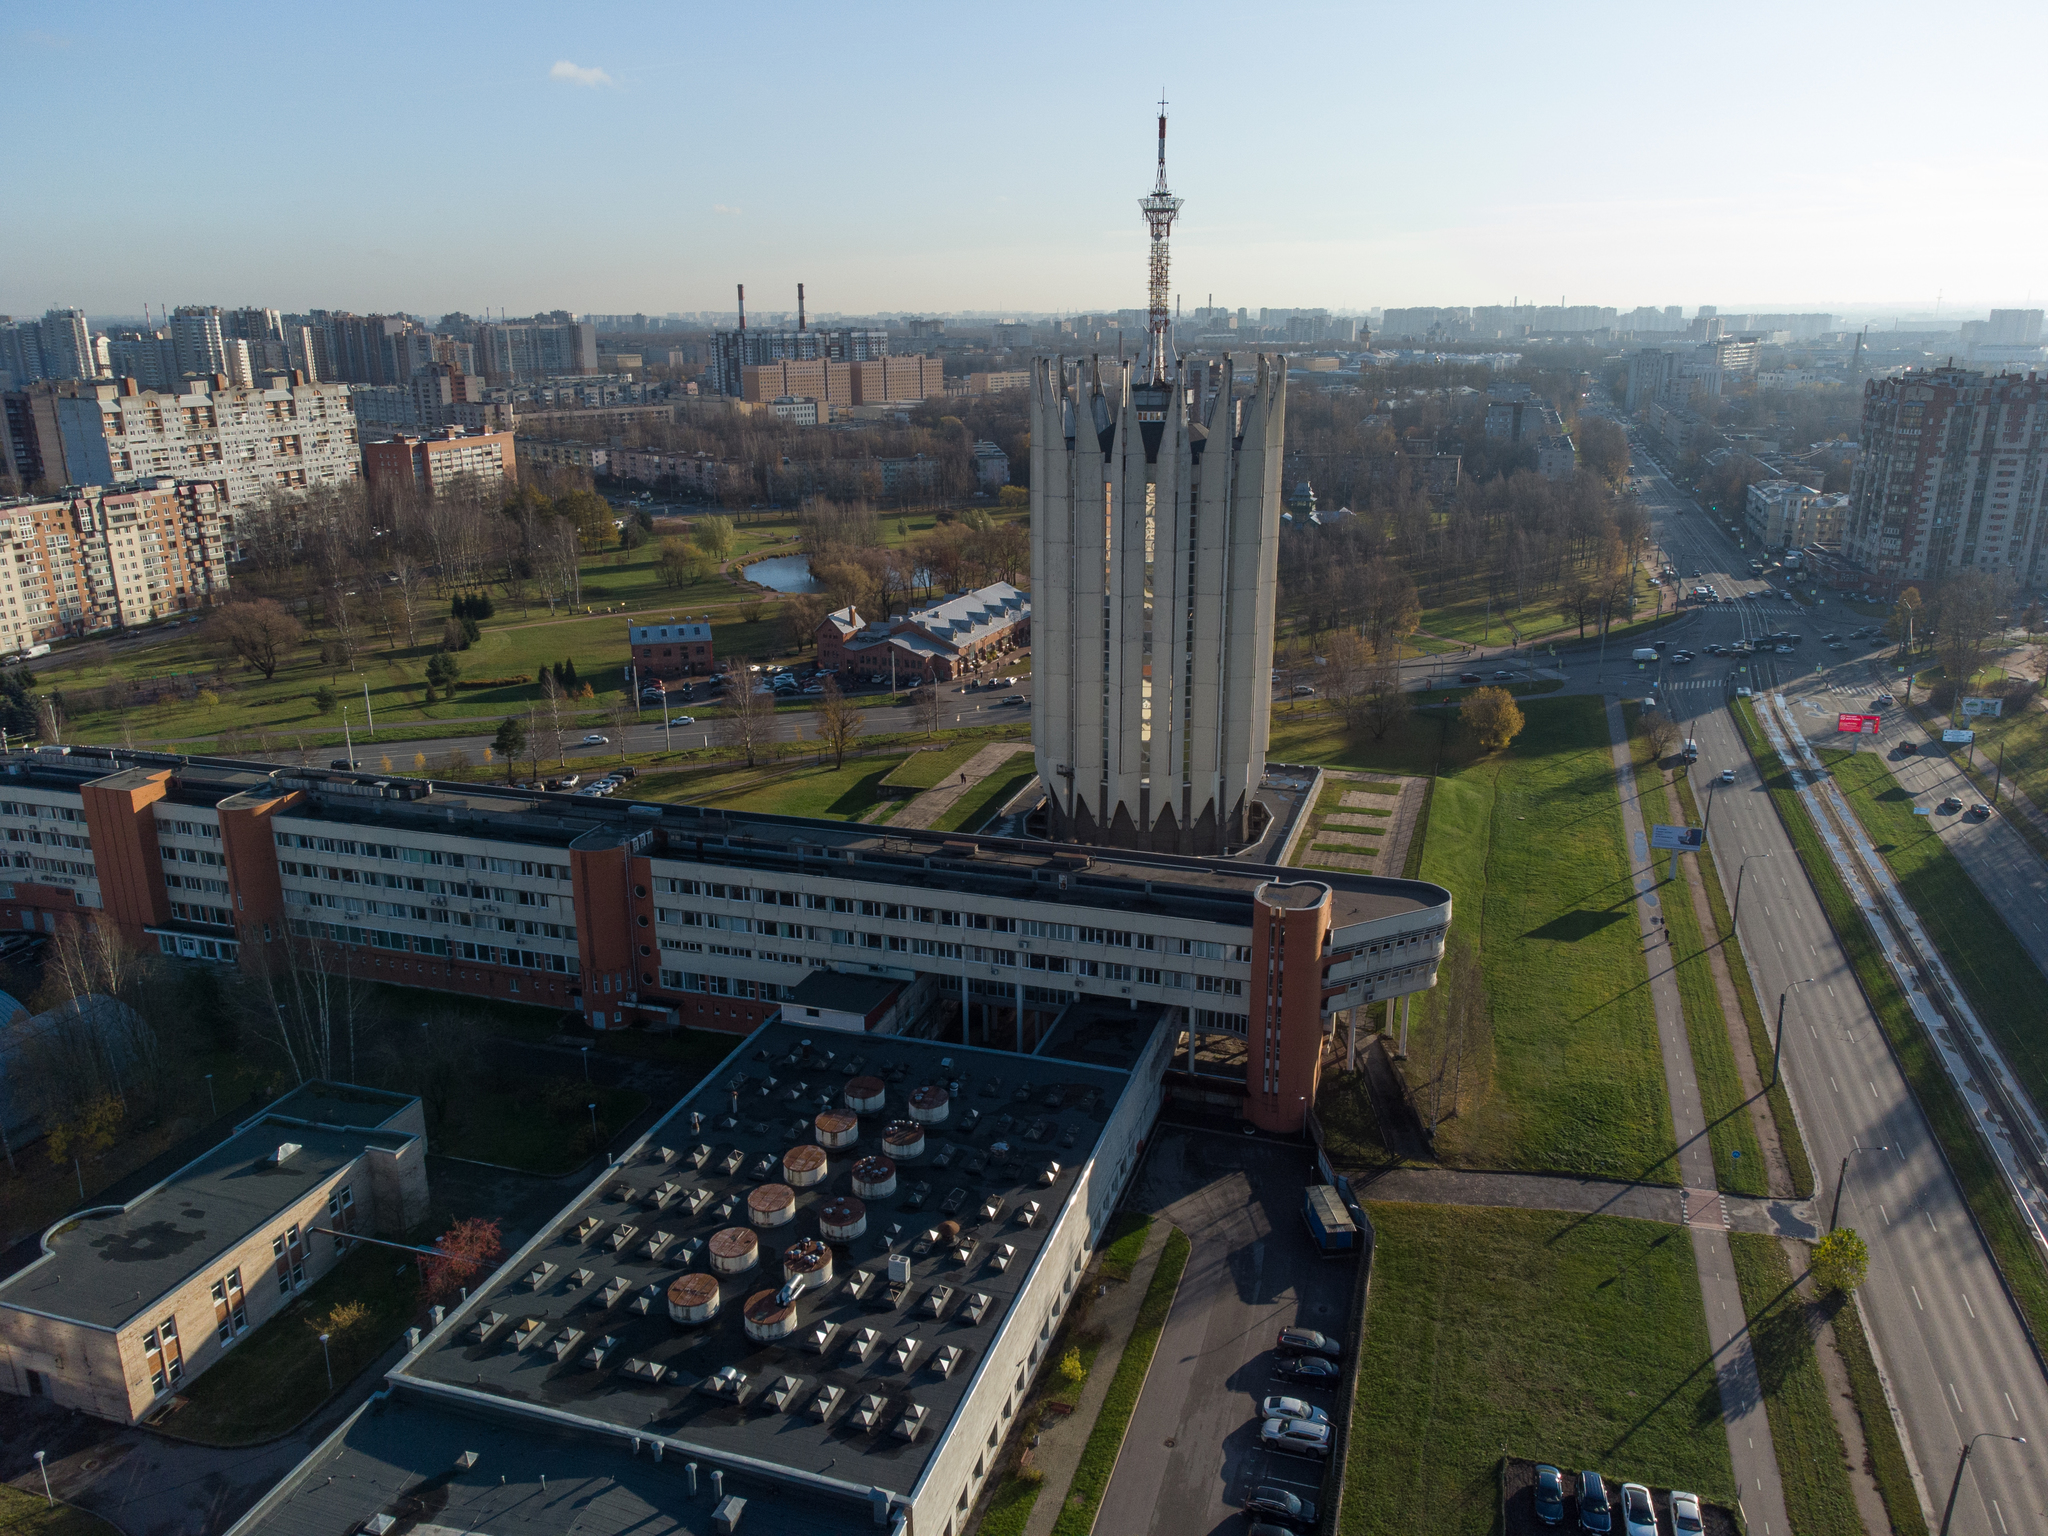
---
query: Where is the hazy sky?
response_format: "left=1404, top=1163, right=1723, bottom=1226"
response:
left=4, top=0, right=2044, bottom=321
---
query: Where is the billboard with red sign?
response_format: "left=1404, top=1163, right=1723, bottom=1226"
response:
left=1837, top=713, right=1881, bottom=734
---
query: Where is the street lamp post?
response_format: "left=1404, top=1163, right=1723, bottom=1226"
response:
left=1831, top=1143, right=1889, bottom=1231
left=1939, top=1433, right=2026, bottom=1536
left=34, top=1450, right=51, bottom=1507
left=587, top=1101, right=599, bottom=1154
left=204, top=1072, right=216, bottom=1118
left=580, top=1045, right=591, bottom=1082
left=1774, top=977, right=1815, bottom=1087
left=1732, top=851, right=1771, bottom=931
left=319, top=1331, right=334, bottom=1392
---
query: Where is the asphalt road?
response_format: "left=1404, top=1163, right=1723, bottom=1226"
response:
left=1095, top=1129, right=1353, bottom=1536
left=1627, top=437, right=2048, bottom=1536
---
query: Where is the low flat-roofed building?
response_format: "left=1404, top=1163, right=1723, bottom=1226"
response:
left=0, top=1086, right=429, bottom=1423
left=629, top=617, right=716, bottom=679
left=373, top=1013, right=1171, bottom=1536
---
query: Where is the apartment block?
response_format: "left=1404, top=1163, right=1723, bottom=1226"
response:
left=711, top=326, right=890, bottom=399
left=0, top=748, right=1448, bottom=1138
left=50, top=376, right=359, bottom=552
left=361, top=427, right=517, bottom=502
left=0, top=1083, right=427, bottom=1423
left=1843, top=367, right=2048, bottom=581
left=0, top=478, right=228, bottom=648
left=737, top=356, right=943, bottom=412
left=1746, top=479, right=1847, bottom=550
left=476, top=320, right=598, bottom=382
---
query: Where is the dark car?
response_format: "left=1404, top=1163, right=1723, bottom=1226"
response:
left=1276, top=1354, right=1340, bottom=1382
left=1244, top=1487, right=1317, bottom=1530
left=329, top=758, right=362, bottom=770
left=1578, top=1470, right=1613, bottom=1532
left=1459, top=672, right=1484, bottom=685
left=1276, top=1327, right=1340, bottom=1357
left=1534, top=1463, right=1565, bottom=1525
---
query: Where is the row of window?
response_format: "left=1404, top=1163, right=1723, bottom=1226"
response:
left=1330, top=925, right=1446, bottom=964
left=6, top=827, right=88, bottom=849
left=282, top=888, right=573, bottom=939
left=273, top=833, right=566, bottom=880
left=287, top=918, right=583, bottom=974
left=0, top=801, right=84, bottom=822
left=652, top=877, right=1241, bottom=957
left=165, top=872, right=229, bottom=894
left=279, top=860, right=555, bottom=908
left=159, top=818, right=220, bottom=840
left=162, top=844, right=223, bottom=867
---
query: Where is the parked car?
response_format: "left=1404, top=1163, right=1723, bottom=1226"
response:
left=669, top=715, right=696, bottom=726
left=1275, top=1327, right=1340, bottom=1357
left=803, top=684, right=826, bottom=695
left=1244, top=1487, right=1316, bottom=1530
left=1577, top=1470, right=1612, bottom=1533
left=1276, top=1354, right=1340, bottom=1382
left=552, top=774, right=581, bottom=789
left=1719, top=768, right=1735, bottom=784
left=581, top=733, right=608, bottom=746
left=1735, top=685, right=1752, bottom=698
left=1620, top=1483, right=1657, bottom=1536
left=1290, top=684, right=1316, bottom=697
left=1534, top=1464, right=1565, bottom=1526
left=1259, top=1419, right=1332, bottom=1458
left=1669, top=1491, right=1704, bottom=1534
left=1259, top=1395, right=1330, bottom=1425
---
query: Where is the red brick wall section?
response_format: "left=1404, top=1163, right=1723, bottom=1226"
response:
left=217, top=789, right=299, bottom=960
left=1245, top=881, right=1334, bottom=1134
left=571, top=843, right=635, bottom=1026
left=79, top=773, right=173, bottom=947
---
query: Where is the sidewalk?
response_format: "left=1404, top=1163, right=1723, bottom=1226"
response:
left=1019, top=1218, right=1175, bottom=1536
left=1605, top=698, right=1792, bottom=1536
left=890, top=741, right=1031, bottom=831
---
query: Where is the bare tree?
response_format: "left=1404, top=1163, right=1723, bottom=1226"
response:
left=816, top=675, right=864, bottom=768
left=539, top=671, right=569, bottom=767
left=209, top=599, right=306, bottom=680
left=605, top=692, right=635, bottom=764
left=1641, top=708, right=1680, bottom=760
left=1361, top=647, right=1407, bottom=741
left=720, top=668, right=769, bottom=768
left=915, top=677, right=943, bottom=737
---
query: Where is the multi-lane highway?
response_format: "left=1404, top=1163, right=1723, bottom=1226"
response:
left=1625, top=431, right=2048, bottom=1536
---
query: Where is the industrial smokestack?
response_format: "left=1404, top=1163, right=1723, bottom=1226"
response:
left=737, top=284, right=746, bottom=332
left=798, top=284, right=806, bottom=332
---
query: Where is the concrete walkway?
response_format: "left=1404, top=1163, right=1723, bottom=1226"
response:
left=1606, top=699, right=1792, bottom=1536
left=1018, top=1218, right=1176, bottom=1536
left=890, top=742, right=1032, bottom=831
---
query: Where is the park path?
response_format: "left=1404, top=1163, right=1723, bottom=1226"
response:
left=1344, top=1166, right=1817, bottom=1239
left=1605, top=699, right=1793, bottom=1536
left=890, top=742, right=1032, bottom=831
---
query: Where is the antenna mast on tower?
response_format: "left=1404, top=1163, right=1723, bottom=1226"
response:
left=1138, top=94, right=1183, bottom=383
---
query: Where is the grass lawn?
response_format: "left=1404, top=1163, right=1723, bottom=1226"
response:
left=1828, top=746, right=2048, bottom=1116
left=1268, top=706, right=1450, bottom=780
left=933, top=758, right=1038, bottom=833
left=690, top=755, right=910, bottom=822
left=1625, top=708, right=1766, bottom=1196
left=162, top=1243, right=420, bottom=1444
left=877, top=738, right=988, bottom=792
left=435, top=1082, right=647, bottom=1173
left=0, top=1486, right=122, bottom=1536
left=1049, top=1227, right=1190, bottom=1536
left=1407, top=695, right=1674, bottom=1180
left=1343, top=1204, right=1734, bottom=1536
left=1094, top=1212, right=1153, bottom=1282
left=1416, top=564, right=1664, bottom=648
left=1733, top=700, right=2048, bottom=1348
left=1726, top=1235, right=1862, bottom=1536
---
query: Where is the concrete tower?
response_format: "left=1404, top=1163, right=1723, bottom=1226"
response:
left=1030, top=353, right=1286, bottom=853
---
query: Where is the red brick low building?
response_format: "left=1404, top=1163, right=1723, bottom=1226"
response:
left=816, top=581, right=1028, bottom=682
left=629, top=617, right=715, bottom=678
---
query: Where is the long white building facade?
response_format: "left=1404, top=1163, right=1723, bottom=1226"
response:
left=1030, top=353, right=1285, bottom=854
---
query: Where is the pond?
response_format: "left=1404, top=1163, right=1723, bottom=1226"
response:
left=746, top=554, right=822, bottom=594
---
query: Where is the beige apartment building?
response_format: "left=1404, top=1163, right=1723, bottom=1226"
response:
left=740, top=355, right=942, bottom=410
left=0, top=478, right=231, bottom=648
left=361, top=427, right=517, bottom=502
left=0, top=1082, right=428, bottom=1424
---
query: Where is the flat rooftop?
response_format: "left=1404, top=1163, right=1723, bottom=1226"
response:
left=240, top=1384, right=876, bottom=1536
left=257, top=1081, right=416, bottom=1134
left=400, top=1019, right=1140, bottom=1496
left=1, top=1116, right=411, bottom=1329
left=2, top=748, right=1447, bottom=932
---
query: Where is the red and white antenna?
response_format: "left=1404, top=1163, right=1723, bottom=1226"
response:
left=1138, top=93, right=1183, bottom=383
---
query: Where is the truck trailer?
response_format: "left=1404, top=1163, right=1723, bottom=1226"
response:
left=1303, top=1184, right=1358, bottom=1254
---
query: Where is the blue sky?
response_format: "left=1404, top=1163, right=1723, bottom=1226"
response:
left=3, top=0, right=2044, bottom=320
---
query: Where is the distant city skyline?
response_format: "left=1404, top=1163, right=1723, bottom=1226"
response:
left=3, top=2, right=2042, bottom=317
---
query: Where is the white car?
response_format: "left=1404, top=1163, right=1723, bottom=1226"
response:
left=1735, top=686, right=1753, bottom=698
left=1669, top=1491, right=1703, bottom=1534
left=1258, top=1418, right=1332, bottom=1458
left=1620, top=1483, right=1657, bottom=1536
left=581, top=733, right=609, bottom=745
left=1260, top=1395, right=1330, bottom=1425
left=669, top=714, right=696, bottom=726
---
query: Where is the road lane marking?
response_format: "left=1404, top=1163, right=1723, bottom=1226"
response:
left=1963, top=1293, right=1976, bottom=1319
left=1951, top=1382, right=1963, bottom=1413
left=1831, top=1076, right=1840, bottom=1093
left=2006, top=1391, right=2019, bottom=1421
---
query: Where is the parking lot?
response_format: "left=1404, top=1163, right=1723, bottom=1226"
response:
left=1094, top=1126, right=1359, bottom=1536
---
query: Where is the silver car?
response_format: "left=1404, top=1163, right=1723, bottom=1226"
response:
left=1258, top=1418, right=1332, bottom=1458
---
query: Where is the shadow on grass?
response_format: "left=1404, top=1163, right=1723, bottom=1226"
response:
left=1525, top=908, right=1630, bottom=942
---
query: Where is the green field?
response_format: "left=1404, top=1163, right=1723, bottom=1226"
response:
left=1733, top=700, right=2048, bottom=1347
left=1626, top=708, right=1766, bottom=1196
left=1343, top=1204, right=1734, bottom=1536
left=657, top=754, right=914, bottom=823
left=877, top=739, right=988, bottom=792
left=1727, top=1235, right=1862, bottom=1536
left=1828, top=746, right=2048, bottom=1116
left=1416, top=565, right=1665, bottom=648
left=1407, top=695, right=1674, bottom=1179
left=0, top=1486, right=123, bottom=1536
left=934, top=759, right=1038, bottom=832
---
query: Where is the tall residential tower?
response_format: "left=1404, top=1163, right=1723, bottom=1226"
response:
left=1031, top=109, right=1287, bottom=854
